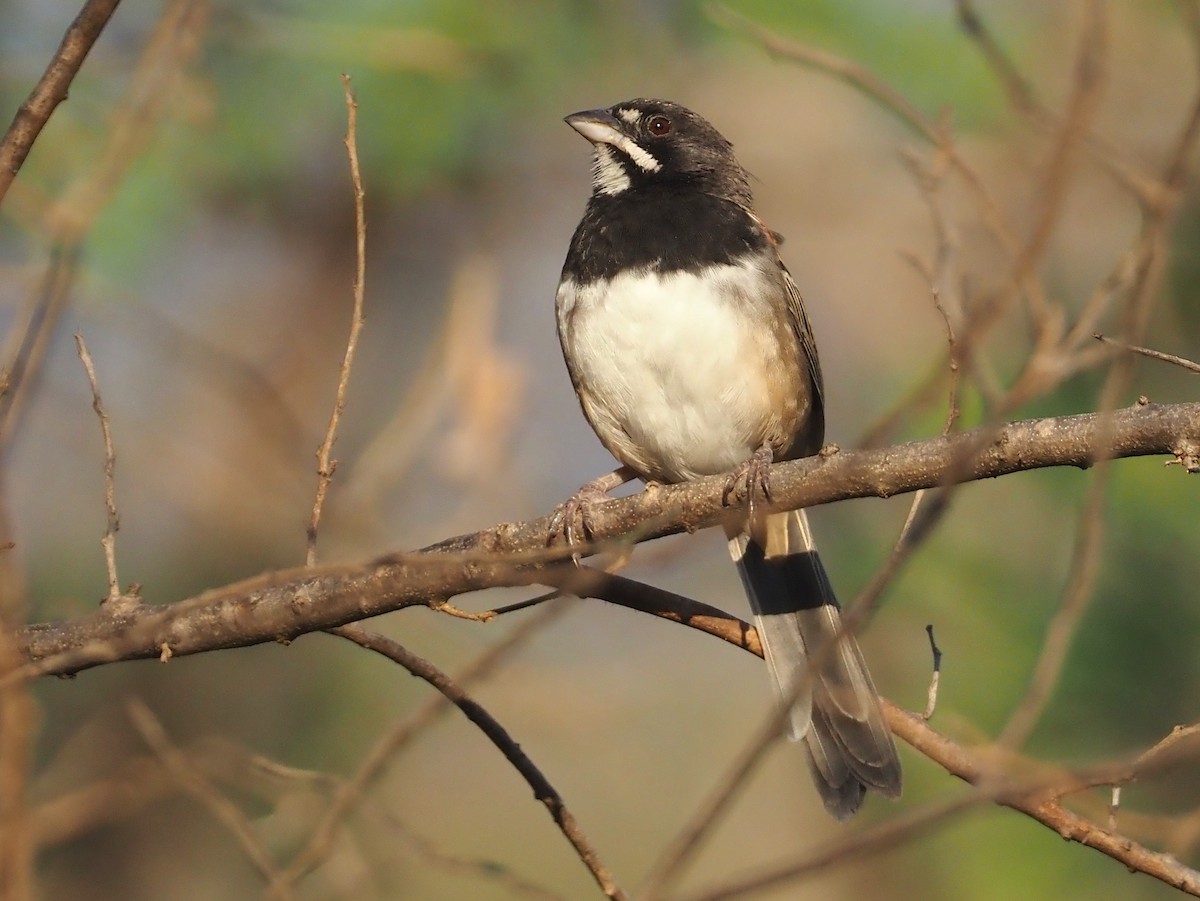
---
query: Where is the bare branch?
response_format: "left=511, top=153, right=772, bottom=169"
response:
left=0, top=0, right=122, bottom=206
left=0, top=0, right=206, bottom=451
left=74, top=333, right=136, bottom=611
left=953, top=0, right=1159, bottom=204
left=1094, top=333, right=1200, bottom=375
left=277, top=600, right=570, bottom=887
left=307, top=74, right=368, bottom=566
left=681, top=702, right=1200, bottom=901
left=0, top=244, right=82, bottom=453
left=708, top=3, right=1033, bottom=303
left=379, top=812, right=567, bottom=901
left=677, top=792, right=983, bottom=901
left=9, top=401, right=1200, bottom=678
left=1005, top=0, right=1107, bottom=324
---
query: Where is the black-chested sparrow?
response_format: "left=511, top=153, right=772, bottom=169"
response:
left=554, top=98, right=901, bottom=819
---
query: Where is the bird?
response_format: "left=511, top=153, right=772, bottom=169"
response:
left=553, top=98, right=901, bottom=819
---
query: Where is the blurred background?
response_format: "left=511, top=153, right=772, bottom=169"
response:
left=2, top=1, right=1200, bottom=899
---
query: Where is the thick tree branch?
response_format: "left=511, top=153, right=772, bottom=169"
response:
left=10, top=401, right=1200, bottom=677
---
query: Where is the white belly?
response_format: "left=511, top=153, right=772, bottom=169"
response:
left=557, top=262, right=783, bottom=482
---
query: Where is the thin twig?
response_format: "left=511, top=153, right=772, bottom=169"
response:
left=0, top=0, right=123, bottom=206
left=900, top=141, right=963, bottom=436
left=307, top=73, right=367, bottom=567
left=1029, top=22, right=1200, bottom=767
left=326, top=625, right=628, bottom=901
left=1001, top=0, right=1108, bottom=384
left=844, top=145, right=970, bottom=616
left=840, top=487, right=949, bottom=636
left=1094, top=333, right=1200, bottom=375
left=1159, top=2, right=1200, bottom=199
left=923, top=624, right=942, bottom=720
left=1099, top=4, right=1200, bottom=369
left=0, top=0, right=205, bottom=451
left=380, top=811, right=567, bottom=901
left=952, top=0, right=1159, bottom=204
left=74, top=334, right=131, bottom=610
left=708, top=3, right=1030, bottom=300
left=0, top=244, right=82, bottom=453
left=488, top=588, right=563, bottom=616
left=989, top=0, right=1200, bottom=758
left=126, top=699, right=290, bottom=893
left=679, top=704, right=1200, bottom=900
left=677, top=793, right=983, bottom=901
left=1061, top=247, right=1145, bottom=354
left=966, top=733, right=1200, bottom=882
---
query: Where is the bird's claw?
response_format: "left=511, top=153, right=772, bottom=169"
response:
left=722, top=445, right=774, bottom=522
left=548, top=479, right=612, bottom=562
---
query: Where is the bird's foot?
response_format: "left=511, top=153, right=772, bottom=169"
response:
left=548, top=467, right=634, bottom=562
left=722, top=444, right=774, bottom=522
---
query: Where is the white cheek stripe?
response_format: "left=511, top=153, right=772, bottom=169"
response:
left=611, top=132, right=661, bottom=173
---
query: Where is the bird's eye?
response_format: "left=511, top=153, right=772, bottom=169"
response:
left=647, top=115, right=672, bottom=136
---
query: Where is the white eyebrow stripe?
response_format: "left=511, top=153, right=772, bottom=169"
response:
left=616, top=107, right=641, bottom=124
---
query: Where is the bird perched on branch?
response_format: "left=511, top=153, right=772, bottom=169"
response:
left=554, top=98, right=901, bottom=819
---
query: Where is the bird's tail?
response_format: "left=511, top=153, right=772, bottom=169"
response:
left=727, top=508, right=902, bottom=819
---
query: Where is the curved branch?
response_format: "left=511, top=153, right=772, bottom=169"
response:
left=319, top=625, right=628, bottom=901
left=687, top=703, right=1200, bottom=901
left=11, top=401, right=1200, bottom=677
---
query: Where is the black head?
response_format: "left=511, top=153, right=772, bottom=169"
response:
left=564, top=99, right=753, bottom=205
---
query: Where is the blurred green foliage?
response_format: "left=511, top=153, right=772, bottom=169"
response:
left=726, top=0, right=1009, bottom=120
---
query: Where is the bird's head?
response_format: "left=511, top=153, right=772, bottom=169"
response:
left=565, top=99, right=752, bottom=204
